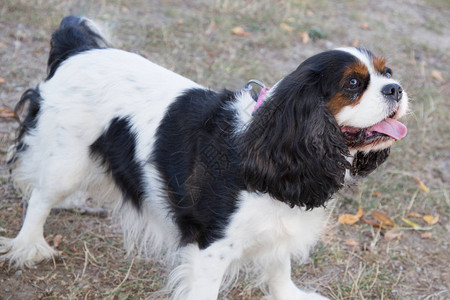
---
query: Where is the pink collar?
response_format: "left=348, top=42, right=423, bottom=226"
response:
left=253, top=87, right=270, bottom=113
left=244, top=79, right=270, bottom=114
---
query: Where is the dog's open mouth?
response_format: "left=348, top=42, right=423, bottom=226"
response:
left=341, top=112, right=407, bottom=148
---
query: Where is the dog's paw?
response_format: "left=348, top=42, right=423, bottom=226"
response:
left=261, top=292, right=329, bottom=300
left=303, top=292, right=329, bottom=300
left=0, top=236, right=57, bottom=268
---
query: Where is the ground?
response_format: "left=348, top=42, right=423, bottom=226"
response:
left=0, top=0, right=449, bottom=299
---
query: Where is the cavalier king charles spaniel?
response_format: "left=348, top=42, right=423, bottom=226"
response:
left=1, top=16, right=408, bottom=300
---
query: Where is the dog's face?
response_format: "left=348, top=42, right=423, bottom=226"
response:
left=242, top=47, right=409, bottom=209
left=326, top=47, right=409, bottom=152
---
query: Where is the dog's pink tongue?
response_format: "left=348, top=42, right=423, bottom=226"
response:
left=369, top=118, right=407, bottom=140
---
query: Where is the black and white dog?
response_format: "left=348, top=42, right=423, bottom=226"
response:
left=1, top=16, right=408, bottom=299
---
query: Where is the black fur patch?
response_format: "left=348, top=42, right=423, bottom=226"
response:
left=90, top=117, right=146, bottom=209
left=351, top=148, right=390, bottom=177
left=47, top=16, right=108, bottom=80
left=153, top=88, right=243, bottom=249
left=240, top=50, right=355, bottom=209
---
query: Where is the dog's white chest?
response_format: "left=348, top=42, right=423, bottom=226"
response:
left=225, top=192, right=327, bottom=260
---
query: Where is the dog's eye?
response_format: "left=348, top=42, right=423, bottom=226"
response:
left=345, top=78, right=361, bottom=90
left=384, top=68, right=393, bottom=78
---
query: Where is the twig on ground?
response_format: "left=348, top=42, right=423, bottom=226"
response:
left=110, top=257, right=135, bottom=295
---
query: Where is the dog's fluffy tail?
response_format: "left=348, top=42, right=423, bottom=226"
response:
left=7, top=88, right=42, bottom=165
left=8, top=16, right=108, bottom=166
left=47, top=16, right=109, bottom=79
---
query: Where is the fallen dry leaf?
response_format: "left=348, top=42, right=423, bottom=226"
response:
left=338, top=206, right=363, bottom=225
left=423, top=215, right=439, bottom=225
left=372, top=191, right=382, bottom=197
left=0, top=77, right=5, bottom=84
left=361, top=217, right=384, bottom=229
left=231, top=26, right=250, bottom=36
left=406, top=212, right=422, bottom=218
left=360, top=22, right=370, bottom=30
left=0, top=112, right=15, bottom=118
left=414, top=176, right=429, bottom=193
left=338, top=214, right=359, bottom=225
left=431, top=69, right=443, bottom=82
left=280, top=22, right=295, bottom=32
left=345, top=238, right=358, bottom=247
left=372, top=211, right=396, bottom=227
left=208, top=22, right=218, bottom=32
left=384, top=229, right=402, bottom=241
left=355, top=206, right=363, bottom=218
left=421, top=232, right=432, bottom=239
left=299, top=32, right=309, bottom=44
left=53, top=234, right=63, bottom=248
left=0, top=107, right=15, bottom=118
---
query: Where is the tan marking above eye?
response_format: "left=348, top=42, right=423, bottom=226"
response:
left=342, top=61, right=368, bottom=81
left=373, top=56, right=386, bottom=74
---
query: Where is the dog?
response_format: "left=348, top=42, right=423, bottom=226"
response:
left=1, top=16, right=408, bottom=299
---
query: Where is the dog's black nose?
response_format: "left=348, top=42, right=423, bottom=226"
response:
left=382, top=83, right=403, bottom=102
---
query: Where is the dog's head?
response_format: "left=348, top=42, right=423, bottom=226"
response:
left=241, top=47, right=409, bottom=209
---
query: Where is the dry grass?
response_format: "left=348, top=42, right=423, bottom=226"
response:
left=0, top=0, right=449, bottom=299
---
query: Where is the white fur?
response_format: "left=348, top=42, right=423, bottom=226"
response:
left=229, top=90, right=255, bottom=130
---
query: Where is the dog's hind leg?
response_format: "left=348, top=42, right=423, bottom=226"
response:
left=0, top=189, right=57, bottom=268
left=1, top=136, right=92, bottom=267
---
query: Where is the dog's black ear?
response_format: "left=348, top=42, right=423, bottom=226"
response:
left=240, top=71, right=350, bottom=209
left=351, top=148, right=390, bottom=177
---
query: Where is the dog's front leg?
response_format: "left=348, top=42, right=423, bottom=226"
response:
left=168, top=241, right=241, bottom=300
left=264, top=256, right=329, bottom=300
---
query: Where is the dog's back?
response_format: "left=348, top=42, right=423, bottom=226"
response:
left=10, top=16, right=198, bottom=195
